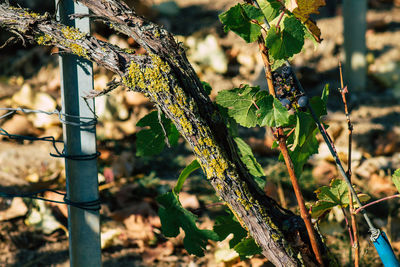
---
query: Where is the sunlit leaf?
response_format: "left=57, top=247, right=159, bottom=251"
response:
left=214, top=211, right=247, bottom=248
left=241, top=3, right=265, bottom=22
left=289, top=127, right=319, bottom=177
left=292, top=0, right=326, bottom=42
left=174, top=160, right=201, bottom=194
left=233, top=237, right=262, bottom=258
left=216, top=85, right=264, bottom=127
left=311, top=179, right=370, bottom=219
left=219, top=4, right=263, bottom=43
left=258, top=0, right=281, bottom=21
left=265, top=16, right=305, bottom=60
left=321, top=84, right=329, bottom=105
left=234, top=137, right=266, bottom=188
left=256, top=94, right=290, bottom=127
left=293, top=111, right=314, bottom=149
left=393, top=169, right=400, bottom=193
left=201, top=81, right=212, bottom=95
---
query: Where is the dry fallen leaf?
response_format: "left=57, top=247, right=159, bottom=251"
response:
left=264, top=180, right=279, bottom=202
left=0, top=115, right=36, bottom=140
left=123, top=214, right=155, bottom=241
left=111, top=200, right=161, bottom=228
left=0, top=198, right=28, bottom=221
left=250, top=257, right=269, bottom=267
left=312, top=160, right=338, bottom=185
left=125, top=91, right=149, bottom=106
left=101, top=228, right=122, bottom=249
left=142, top=241, right=174, bottom=264
left=44, top=190, right=68, bottom=219
left=368, top=173, right=397, bottom=196
left=179, top=192, right=200, bottom=210
left=103, top=167, right=115, bottom=183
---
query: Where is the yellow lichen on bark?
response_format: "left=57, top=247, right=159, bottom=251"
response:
left=35, top=34, right=52, bottom=45
left=123, top=53, right=170, bottom=94
left=61, top=26, right=86, bottom=40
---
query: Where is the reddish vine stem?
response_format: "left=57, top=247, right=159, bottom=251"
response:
left=341, top=207, right=355, bottom=246
left=277, top=131, right=324, bottom=266
left=354, top=194, right=400, bottom=214
left=276, top=11, right=285, bottom=28
left=339, top=61, right=359, bottom=267
left=257, top=36, right=325, bottom=266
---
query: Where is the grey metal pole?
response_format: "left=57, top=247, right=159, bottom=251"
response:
left=343, top=0, right=367, bottom=92
left=57, top=1, right=102, bottom=266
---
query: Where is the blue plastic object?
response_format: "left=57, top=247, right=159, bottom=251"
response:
left=372, top=231, right=400, bottom=267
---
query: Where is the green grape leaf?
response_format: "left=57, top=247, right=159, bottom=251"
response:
left=219, top=4, right=263, bottom=43
left=271, top=58, right=289, bottom=71
left=285, top=125, right=296, bottom=147
left=233, top=237, right=262, bottom=258
left=311, top=179, right=370, bottom=219
left=293, top=84, right=328, bottom=148
left=217, top=103, right=239, bottom=137
left=174, top=160, right=201, bottom=194
left=303, top=25, right=319, bottom=47
left=157, top=192, right=219, bottom=256
left=256, top=94, right=290, bottom=127
left=309, top=84, right=329, bottom=117
left=288, top=127, right=319, bottom=177
left=265, top=16, right=305, bottom=60
left=309, top=97, right=327, bottom=118
left=272, top=140, right=279, bottom=149
left=241, top=3, right=265, bottom=22
left=280, top=84, right=329, bottom=176
left=293, top=112, right=314, bottom=149
left=258, top=0, right=281, bottom=21
left=254, top=176, right=267, bottom=190
left=214, top=211, right=247, bottom=248
left=216, top=85, right=263, bottom=127
left=321, top=83, right=329, bottom=104
left=393, top=169, right=400, bottom=193
left=136, top=111, right=179, bottom=156
left=168, top=124, right=180, bottom=145
left=202, top=81, right=212, bottom=95
left=234, top=137, right=265, bottom=180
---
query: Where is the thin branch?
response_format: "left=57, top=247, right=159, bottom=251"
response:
left=10, top=29, right=26, bottom=46
left=0, top=36, right=16, bottom=49
left=355, top=194, right=400, bottom=214
left=276, top=11, right=285, bottom=28
left=83, top=79, right=123, bottom=99
left=341, top=207, right=354, bottom=246
left=0, top=4, right=135, bottom=77
left=255, top=26, right=325, bottom=267
left=338, top=60, right=359, bottom=266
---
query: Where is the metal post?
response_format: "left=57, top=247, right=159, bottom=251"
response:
left=57, top=1, right=101, bottom=266
left=343, top=0, right=367, bottom=91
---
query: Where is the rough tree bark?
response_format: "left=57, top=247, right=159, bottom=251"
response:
left=0, top=1, right=330, bottom=266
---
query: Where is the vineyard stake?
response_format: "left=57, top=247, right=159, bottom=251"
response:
left=343, top=0, right=367, bottom=91
left=57, top=0, right=101, bottom=266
